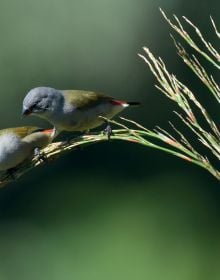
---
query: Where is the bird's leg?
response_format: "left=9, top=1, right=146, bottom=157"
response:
left=52, top=127, right=59, bottom=139
left=82, top=129, right=99, bottom=136
left=34, top=147, right=47, bottom=162
left=82, top=129, right=90, bottom=135
left=61, top=131, right=85, bottom=146
left=103, top=120, right=112, bottom=140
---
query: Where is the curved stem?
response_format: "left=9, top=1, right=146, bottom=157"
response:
left=0, top=127, right=219, bottom=188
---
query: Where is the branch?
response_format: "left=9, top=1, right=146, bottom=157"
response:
left=1, top=117, right=219, bottom=188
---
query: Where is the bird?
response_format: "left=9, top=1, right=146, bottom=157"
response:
left=22, top=87, right=140, bottom=137
left=0, top=126, right=53, bottom=172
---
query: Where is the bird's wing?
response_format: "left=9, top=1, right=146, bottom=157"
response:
left=62, top=90, right=113, bottom=110
left=0, top=126, right=41, bottom=139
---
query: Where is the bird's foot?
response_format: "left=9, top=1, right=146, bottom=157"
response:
left=103, top=123, right=113, bottom=140
left=34, top=147, right=47, bottom=163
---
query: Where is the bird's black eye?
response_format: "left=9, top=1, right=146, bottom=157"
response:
left=30, top=102, right=38, bottom=110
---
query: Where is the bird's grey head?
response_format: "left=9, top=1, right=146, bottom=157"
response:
left=22, top=87, right=63, bottom=118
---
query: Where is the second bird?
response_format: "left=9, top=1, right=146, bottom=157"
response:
left=0, top=126, right=53, bottom=171
left=22, top=87, right=140, bottom=136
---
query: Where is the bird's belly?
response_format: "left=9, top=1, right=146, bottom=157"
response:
left=0, top=134, right=31, bottom=171
left=59, top=103, right=124, bottom=132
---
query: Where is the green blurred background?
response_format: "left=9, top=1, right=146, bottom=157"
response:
left=0, top=0, right=219, bottom=279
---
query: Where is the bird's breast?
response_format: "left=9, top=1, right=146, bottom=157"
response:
left=0, top=133, right=31, bottom=170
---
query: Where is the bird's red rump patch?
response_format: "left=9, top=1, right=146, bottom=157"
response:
left=110, top=99, right=127, bottom=106
left=43, top=129, right=53, bottom=134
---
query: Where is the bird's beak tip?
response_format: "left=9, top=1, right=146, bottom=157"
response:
left=21, top=107, right=31, bottom=117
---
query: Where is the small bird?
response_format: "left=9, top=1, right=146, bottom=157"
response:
left=22, top=87, right=140, bottom=136
left=0, top=126, right=53, bottom=171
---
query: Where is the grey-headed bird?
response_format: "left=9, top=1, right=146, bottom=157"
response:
left=22, top=87, right=140, bottom=136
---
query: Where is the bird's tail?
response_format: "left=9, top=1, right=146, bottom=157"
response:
left=127, top=102, right=141, bottom=106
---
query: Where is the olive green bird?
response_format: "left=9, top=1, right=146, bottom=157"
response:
left=0, top=126, right=53, bottom=171
left=22, top=87, right=140, bottom=137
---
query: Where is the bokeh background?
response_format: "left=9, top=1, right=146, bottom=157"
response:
left=0, top=0, right=219, bottom=279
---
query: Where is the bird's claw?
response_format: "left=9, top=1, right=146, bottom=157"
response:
left=34, top=147, right=47, bottom=162
left=103, top=124, right=112, bottom=140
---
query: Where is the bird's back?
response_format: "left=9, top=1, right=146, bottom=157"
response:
left=0, top=126, right=40, bottom=139
left=62, top=90, right=112, bottom=110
